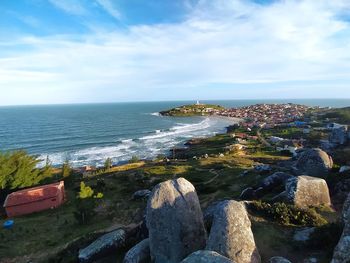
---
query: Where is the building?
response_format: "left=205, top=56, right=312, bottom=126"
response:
left=3, top=181, right=65, bottom=217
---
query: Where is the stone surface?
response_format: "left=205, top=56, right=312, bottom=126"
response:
left=123, top=239, right=150, bottom=263
left=146, top=177, right=207, bottom=263
left=330, top=126, right=348, bottom=145
left=132, top=189, right=151, bottom=200
left=331, top=194, right=350, bottom=263
left=79, top=229, right=126, bottom=263
left=285, top=175, right=331, bottom=208
left=294, top=148, right=333, bottom=177
left=268, top=257, right=292, bottom=263
left=339, top=166, right=350, bottom=173
left=180, top=250, right=234, bottom=263
left=206, top=200, right=260, bottom=263
left=293, top=227, right=316, bottom=242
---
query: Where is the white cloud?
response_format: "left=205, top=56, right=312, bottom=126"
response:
left=1, top=0, right=350, bottom=105
left=96, top=0, right=122, bottom=20
left=48, top=0, right=87, bottom=15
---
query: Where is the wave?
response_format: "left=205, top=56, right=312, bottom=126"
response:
left=150, top=112, right=161, bottom=116
left=38, top=117, right=231, bottom=168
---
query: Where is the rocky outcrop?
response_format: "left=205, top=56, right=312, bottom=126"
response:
left=206, top=200, right=260, bottom=263
left=132, top=190, right=151, bottom=200
left=146, top=177, right=207, bottom=263
left=123, top=239, right=150, bottom=263
left=285, top=176, right=331, bottom=208
left=332, top=194, right=350, bottom=263
left=330, top=126, right=348, bottom=145
left=79, top=229, right=126, bottom=263
left=180, top=250, right=234, bottom=263
left=294, top=148, right=333, bottom=177
left=268, top=257, right=292, bottom=263
left=240, top=172, right=293, bottom=200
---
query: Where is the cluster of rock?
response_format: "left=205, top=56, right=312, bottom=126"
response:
left=124, top=178, right=263, bottom=263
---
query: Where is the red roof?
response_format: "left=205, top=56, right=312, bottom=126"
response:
left=4, top=181, right=64, bottom=207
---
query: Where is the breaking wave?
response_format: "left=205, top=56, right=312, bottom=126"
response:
left=38, top=117, right=232, bottom=167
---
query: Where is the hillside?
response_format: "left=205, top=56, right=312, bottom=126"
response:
left=159, top=104, right=225, bottom=116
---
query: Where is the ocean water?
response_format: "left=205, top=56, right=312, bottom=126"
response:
left=0, top=99, right=349, bottom=167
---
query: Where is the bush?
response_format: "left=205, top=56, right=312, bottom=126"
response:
left=248, top=201, right=328, bottom=226
left=0, top=150, right=53, bottom=190
left=129, top=155, right=140, bottom=163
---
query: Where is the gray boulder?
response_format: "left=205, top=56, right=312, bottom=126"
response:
left=285, top=176, right=331, bottom=208
left=181, top=250, right=234, bottom=263
left=330, top=126, right=348, bottom=145
left=146, top=177, right=207, bottom=263
left=332, top=194, right=350, bottom=263
left=206, top=200, right=260, bottom=263
left=123, top=239, right=150, bottom=263
left=268, top=257, right=292, bottom=263
left=132, top=189, right=151, bottom=200
left=294, top=148, right=333, bottom=177
left=79, top=229, right=126, bottom=263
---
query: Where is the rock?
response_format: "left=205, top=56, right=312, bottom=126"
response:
left=206, top=200, right=261, bottom=263
left=339, top=166, right=350, bottom=173
left=79, top=229, right=126, bottom=263
left=294, top=148, right=333, bottom=177
left=123, top=239, right=150, bottom=263
left=254, top=164, right=271, bottom=173
left=285, top=175, right=331, bottom=208
left=239, top=187, right=255, bottom=200
left=146, top=177, right=207, bottom=263
left=239, top=172, right=293, bottom=200
left=293, top=227, right=316, bottom=242
left=303, top=258, right=318, bottom=263
left=268, top=257, right=292, bottom=263
left=180, top=250, right=234, bottom=263
left=132, top=190, right=151, bottom=200
left=330, top=126, right=348, bottom=145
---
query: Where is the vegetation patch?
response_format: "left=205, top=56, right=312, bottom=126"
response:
left=248, top=201, right=328, bottom=227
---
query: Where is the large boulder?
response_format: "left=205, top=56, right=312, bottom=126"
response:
left=123, top=239, right=150, bottom=263
left=206, top=200, right=260, bottom=263
left=332, top=194, right=350, bottom=263
left=330, top=126, right=348, bottom=145
left=268, top=257, right=292, bottom=263
left=285, top=176, right=331, bottom=208
left=146, top=177, right=207, bottom=263
left=79, top=229, right=126, bottom=263
left=294, top=148, right=333, bottom=177
left=180, top=250, right=234, bottom=263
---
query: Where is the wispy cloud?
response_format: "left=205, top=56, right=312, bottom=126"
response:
left=48, top=0, right=88, bottom=15
left=1, top=0, right=350, bottom=105
left=96, top=0, right=122, bottom=20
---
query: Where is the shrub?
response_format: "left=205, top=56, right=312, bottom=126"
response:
left=129, top=155, right=140, bottom=163
left=248, top=201, right=328, bottom=227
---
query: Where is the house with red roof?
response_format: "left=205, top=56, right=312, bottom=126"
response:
left=3, top=181, right=65, bottom=217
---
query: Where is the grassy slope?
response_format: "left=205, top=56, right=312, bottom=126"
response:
left=0, top=132, right=342, bottom=263
left=160, top=104, right=225, bottom=116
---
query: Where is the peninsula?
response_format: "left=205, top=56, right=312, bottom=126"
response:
left=159, top=102, right=225, bottom=116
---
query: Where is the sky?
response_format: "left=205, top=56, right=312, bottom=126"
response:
left=0, top=0, right=350, bottom=105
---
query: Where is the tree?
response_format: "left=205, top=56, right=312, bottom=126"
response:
left=74, top=182, right=103, bottom=225
left=0, top=150, right=53, bottom=190
left=129, top=155, right=140, bottom=163
left=62, top=159, right=72, bottom=178
left=104, top=157, right=113, bottom=170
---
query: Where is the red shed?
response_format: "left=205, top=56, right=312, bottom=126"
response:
left=3, top=181, right=65, bottom=218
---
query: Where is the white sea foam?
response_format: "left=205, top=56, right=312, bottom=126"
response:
left=150, top=112, right=161, bottom=116
left=39, top=117, right=232, bottom=167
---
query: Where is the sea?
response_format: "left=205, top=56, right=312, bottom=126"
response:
left=0, top=99, right=349, bottom=167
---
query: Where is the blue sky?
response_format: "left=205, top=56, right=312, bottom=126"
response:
left=0, top=0, right=350, bottom=105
